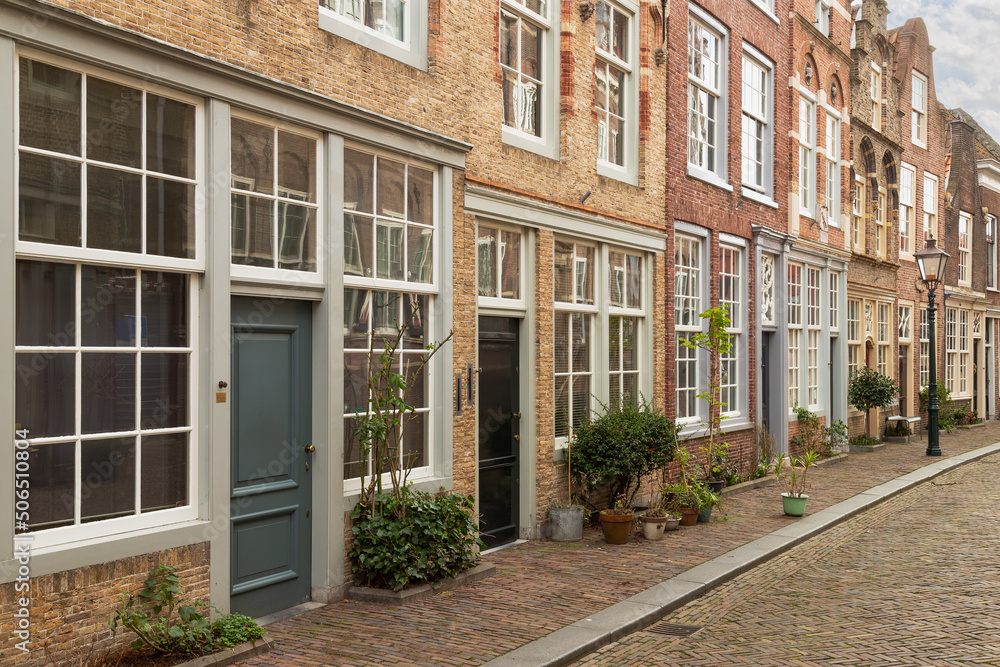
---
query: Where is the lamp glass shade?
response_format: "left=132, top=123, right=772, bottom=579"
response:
left=915, top=238, right=950, bottom=284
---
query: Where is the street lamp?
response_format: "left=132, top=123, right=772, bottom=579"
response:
left=914, top=237, right=950, bottom=456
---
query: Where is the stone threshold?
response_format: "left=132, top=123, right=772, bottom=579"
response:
left=348, top=562, right=496, bottom=605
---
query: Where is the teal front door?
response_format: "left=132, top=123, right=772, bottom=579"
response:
left=230, top=297, right=313, bottom=617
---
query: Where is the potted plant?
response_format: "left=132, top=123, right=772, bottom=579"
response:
left=847, top=367, right=898, bottom=439
left=695, top=483, right=721, bottom=523
left=778, top=450, right=820, bottom=516
left=599, top=495, right=635, bottom=545
left=664, top=447, right=703, bottom=526
left=638, top=486, right=678, bottom=540
left=550, top=436, right=585, bottom=542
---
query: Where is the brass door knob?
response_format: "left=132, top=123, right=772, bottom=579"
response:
left=513, top=412, right=522, bottom=419
left=304, top=445, right=316, bottom=453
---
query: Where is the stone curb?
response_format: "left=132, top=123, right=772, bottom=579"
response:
left=172, top=640, right=271, bottom=667
left=348, top=562, right=496, bottom=605
left=482, top=442, right=1000, bottom=667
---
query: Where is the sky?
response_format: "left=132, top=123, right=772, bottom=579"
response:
left=885, top=0, right=1000, bottom=140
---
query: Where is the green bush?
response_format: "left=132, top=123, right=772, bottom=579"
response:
left=109, top=565, right=265, bottom=654
left=571, top=397, right=679, bottom=507
left=350, top=489, right=482, bottom=592
left=848, top=434, right=881, bottom=449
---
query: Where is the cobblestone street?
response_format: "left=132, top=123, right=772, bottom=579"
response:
left=575, top=451, right=1000, bottom=666
left=236, top=425, right=1000, bottom=666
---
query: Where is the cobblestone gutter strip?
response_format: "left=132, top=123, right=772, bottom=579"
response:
left=174, top=640, right=271, bottom=667
left=483, top=442, right=1000, bottom=667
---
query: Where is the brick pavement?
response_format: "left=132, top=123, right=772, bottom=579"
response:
left=237, top=425, right=1000, bottom=666
left=574, top=449, right=1000, bottom=666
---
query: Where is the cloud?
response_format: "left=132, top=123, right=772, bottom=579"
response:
left=888, top=0, right=1000, bottom=139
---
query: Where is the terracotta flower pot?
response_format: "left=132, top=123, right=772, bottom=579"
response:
left=678, top=507, right=699, bottom=526
left=599, top=511, right=634, bottom=544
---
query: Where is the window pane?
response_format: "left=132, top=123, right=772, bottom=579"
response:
left=82, top=266, right=137, bottom=347
left=500, top=230, right=521, bottom=299
left=554, top=312, right=569, bottom=373
left=147, top=177, right=196, bottom=259
left=407, top=166, right=434, bottom=226
left=24, top=441, right=76, bottom=530
left=82, top=353, right=136, bottom=434
left=477, top=227, right=498, bottom=297
left=572, top=313, right=591, bottom=372
left=575, top=245, right=595, bottom=304
left=231, top=118, right=274, bottom=195
left=277, top=130, right=317, bottom=203
left=376, top=221, right=405, bottom=280
left=344, top=351, right=370, bottom=416
left=621, top=317, right=637, bottom=370
left=15, top=352, right=75, bottom=438
left=80, top=437, right=136, bottom=523
left=609, top=316, right=621, bottom=371
left=140, top=353, right=188, bottom=429
left=571, top=374, right=590, bottom=433
left=402, top=295, right=427, bottom=349
left=554, top=240, right=574, bottom=302
left=406, top=225, right=433, bottom=283
left=141, top=433, right=188, bottom=512
left=402, top=412, right=426, bottom=469
left=16, top=260, right=76, bottom=347
left=627, top=254, right=641, bottom=308
left=554, top=375, right=569, bottom=438
left=19, top=59, right=81, bottom=156
left=344, top=213, right=373, bottom=278
left=343, top=289, right=370, bottom=348
left=19, top=153, right=82, bottom=246
left=344, top=149, right=374, bottom=214
left=344, top=417, right=364, bottom=480
left=277, top=203, right=317, bottom=271
left=612, top=8, right=628, bottom=61
left=87, top=165, right=142, bottom=253
left=231, top=196, right=273, bottom=267
left=377, top=157, right=406, bottom=219
left=142, top=272, right=188, bottom=348
left=146, top=94, right=196, bottom=179
left=86, top=77, right=142, bottom=168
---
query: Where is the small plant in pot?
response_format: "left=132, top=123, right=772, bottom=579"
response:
left=778, top=450, right=820, bottom=516
left=549, top=436, right=585, bottom=542
left=639, top=487, right=679, bottom=540
left=695, top=483, right=721, bottom=523
left=599, top=495, right=635, bottom=544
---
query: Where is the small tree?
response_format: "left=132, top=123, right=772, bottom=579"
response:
left=680, top=306, right=734, bottom=482
left=848, top=367, right=898, bottom=438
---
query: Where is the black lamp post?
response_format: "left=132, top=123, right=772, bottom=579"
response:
left=914, top=237, right=950, bottom=457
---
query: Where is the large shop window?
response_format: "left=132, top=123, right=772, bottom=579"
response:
left=15, top=262, right=194, bottom=541
left=15, top=57, right=200, bottom=546
left=230, top=117, right=319, bottom=277
left=342, top=147, right=438, bottom=485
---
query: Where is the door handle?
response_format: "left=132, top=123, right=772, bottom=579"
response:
left=514, top=435, right=520, bottom=441
left=304, top=445, right=316, bottom=453
left=513, top=412, right=522, bottom=419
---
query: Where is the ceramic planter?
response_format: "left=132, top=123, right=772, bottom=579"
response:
left=678, top=507, right=699, bottom=526
left=549, top=505, right=584, bottom=542
left=697, top=505, right=714, bottom=523
left=599, top=511, right=634, bottom=544
left=639, top=515, right=669, bottom=540
left=782, top=493, right=809, bottom=517
left=664, top=516, right=681, bottom=531
left=705, top=479, right=725, bottom=494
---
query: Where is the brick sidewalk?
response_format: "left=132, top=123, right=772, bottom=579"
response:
left=237, top=424, right=1000, bottom=666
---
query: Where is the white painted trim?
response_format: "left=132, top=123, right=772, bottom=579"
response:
left=317, top=2, right=428, bottom=71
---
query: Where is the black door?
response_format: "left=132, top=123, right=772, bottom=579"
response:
left=974, top=343, right=979, bottom=416
left=230, top=297, right=313, bottom=617
left=477, top=317, right=520, bottom=549
left=898, top=346, right=909, bottom=415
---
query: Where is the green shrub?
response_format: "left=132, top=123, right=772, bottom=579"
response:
left=350, top=489, right=482, bottom=592
left=109, top=565, right=265, bottom=654
left=571, top=397, right=679, bottom=507
left=848, top=434, right=881, bottom=449
left=885, top=421, right=911, bottom=437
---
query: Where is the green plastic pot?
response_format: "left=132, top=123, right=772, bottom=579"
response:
left=782, top=493, right=809, bottom=517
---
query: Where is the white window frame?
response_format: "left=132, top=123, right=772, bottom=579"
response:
left=230, top=112, right=324, bottom=287
left=675, top=228, right=707, bottom=427
left=719, top=241, right=745, bottom=420
left=15, top=52, right=206, bottom=273
left=919, top=308, right=929, bottom=388
left=595, top=0, right=639, bottom=183
left=608, top=248, right=645, bottom=410
left=877, top=302, right=891, bottom=378
left=806, top=266, right=821, bottom=409
left=923, top=173, right=938, bottom=241
left=824, top=111, right=841, bottom=227
left=898, top=304, right=912, bottom=343
left=852, top=174, right=866, bottom=252
left=788, top=262, right=803, bottom=412
left=687, top=5, right=729, bottom=189
left=959, top=309, right=970, bottom=396
left=900, top=163, right=916, bottom=257
left=870, top=62, right=882, bottom=131
left=911, top=70, right=928, bottom=147
left=554, top=238, right=598, bottom=446
left=847, top=298, right=861, bottom=396
left=816, top=0, right=832, bottom=36
left=875, top=187, right=887, bottom=259
left=989, top=215, right=998, bottom=291
left=829, top=271, right=840, bottom=333
left=501, top=0, right=559, bottom=158
left=476, top=222, right=526, bottom=310
left=799, top=94, right=816, bottom=218
left=959, top=210, right=972, bottom=286
left=946, top=307, right=956, bottom=393
left=318, top=0, right=428, bottom=70
left=741, top=46, right=773, bottom=201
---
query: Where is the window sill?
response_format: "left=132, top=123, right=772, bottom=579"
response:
left=747, top=0, right=780, bottom=24
left=687, top=165, right=733, bottom=192
left=598, top=160, right=639, bottom=186
left=502, top=125, right=558, bottom=161
left=741, top=187, right=778, bottom=209
left=318, top=6, right=427, bottom=71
